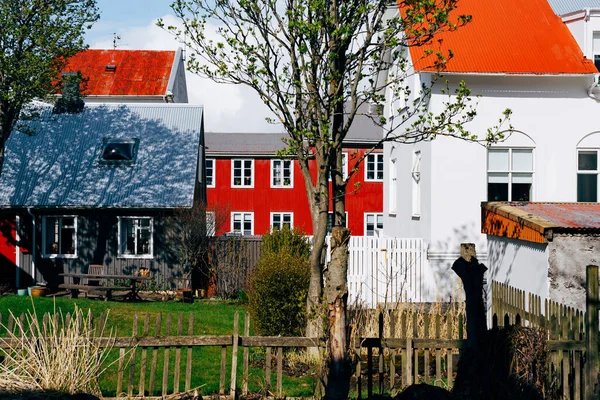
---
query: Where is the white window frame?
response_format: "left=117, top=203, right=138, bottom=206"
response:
left=487, top=147, right=534, bottom=202
left=364, top=213, right=383, bottom=237
left=270, top=212, right=294, bottom=230
left=412, top=151, right=421, bottom=218
left=231, top=159, right=254, bottom=188
left=206, top=158, right=215, bottom=188
left=330, top=152, right=348, bottom=181
left=42, top=216, right=78, bottom=259
left=577, top=148, right=599, bottom=202
left=271, top=159, right=294, bottom=188
left=117, top=217, right=154, bottom=259
left=327, top=211, right=348, bottom=234
left=365, top=153, right=384, bottom=182
left=388, top=157, right=397, bottom=215
left=231, top=212, right=254, bottom=235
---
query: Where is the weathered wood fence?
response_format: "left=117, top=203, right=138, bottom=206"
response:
left=491, top=264, right=600, bottom=400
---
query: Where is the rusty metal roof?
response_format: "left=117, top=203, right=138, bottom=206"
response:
left=404, top=0, right=598, bottom=75
left=482, top=202, right=600, bottom=243
left=62, top=49, right=176, bottom=96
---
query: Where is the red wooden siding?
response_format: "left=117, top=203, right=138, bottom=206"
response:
left=207, top=147, right=383, bottom=236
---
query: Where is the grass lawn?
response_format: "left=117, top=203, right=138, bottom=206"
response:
left=0, top=295, right=318, bottom=398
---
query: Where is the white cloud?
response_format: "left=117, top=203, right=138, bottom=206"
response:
left=90, top=15, right=282, bottom=133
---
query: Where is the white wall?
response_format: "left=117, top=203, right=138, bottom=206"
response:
left=383, top=70, right=600, bottom=300
left=486, top=236, right=549, bottom=321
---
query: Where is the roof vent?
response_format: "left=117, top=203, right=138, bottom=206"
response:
left=99, top=138, right=139, bottom=165
left=105, top=64, right=117, bottom=72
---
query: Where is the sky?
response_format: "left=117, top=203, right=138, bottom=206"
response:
left=86, top=0, right=281, bottom=133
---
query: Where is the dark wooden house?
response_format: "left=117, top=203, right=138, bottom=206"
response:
left=0, top=103, right=205, bottom=290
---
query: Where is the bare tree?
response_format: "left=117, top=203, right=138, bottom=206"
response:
left=160, top=1, right=511, bottom=397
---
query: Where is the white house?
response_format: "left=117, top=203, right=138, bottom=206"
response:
left=382, top=0, right=600, bottom=301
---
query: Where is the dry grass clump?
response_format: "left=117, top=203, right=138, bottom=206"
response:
left=0, top=303, right=115, bottom=396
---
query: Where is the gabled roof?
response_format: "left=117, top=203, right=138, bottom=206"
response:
left=482, top=202, right=600, bottom=244
left=206, top=104, right=383, bottom=156
left=405, top=0, right=597, bottom=75
left=548, top=0, right=600, bottom=16
left=62, top=50, right=177, bottom=96
left=0, top=104, right=204, bottom=208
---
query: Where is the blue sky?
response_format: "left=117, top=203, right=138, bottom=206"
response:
left=85, top=0, right=279, bottom=133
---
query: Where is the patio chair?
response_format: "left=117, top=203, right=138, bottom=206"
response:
left=85, top=264, right=104, bottom=287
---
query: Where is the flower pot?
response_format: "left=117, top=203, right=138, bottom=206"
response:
left=17, top=289, right=27, bottom=296
left=176, top=288, right=193, bottom=303
left=29, top=286, right=47, bottom=297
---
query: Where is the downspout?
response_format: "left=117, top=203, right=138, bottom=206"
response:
left=27, top=208, right=35, bottom=283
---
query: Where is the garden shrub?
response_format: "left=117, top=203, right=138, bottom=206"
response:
left=248, top=227, right=310, bottom=336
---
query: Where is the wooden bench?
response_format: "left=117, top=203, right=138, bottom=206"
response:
left=57, top=283, right=124, bottom=301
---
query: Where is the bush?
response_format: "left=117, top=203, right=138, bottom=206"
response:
left=248, top=228, right=311, bottom=336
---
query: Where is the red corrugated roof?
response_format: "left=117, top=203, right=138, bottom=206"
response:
left=403, top=0, right=597, bottom=75
left=62, top=49, right=176, bottom=96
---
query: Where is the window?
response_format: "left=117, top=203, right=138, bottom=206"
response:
left=577, top=150, right=599, bottom=202
left=388, top=157, right=397, bottom=214
left=42, top=216, right=77, bottom=258
left=271, top=159, right=293, bottom=187
left=118, top=217, right=153, bottom=258
left=206, top=159, right=215, bottom=188
left=487, top=148, right=533, bottom=201
left=412, top=151, right=421, bottom=217
left=594, top=32, right=600, bottom=72
left=99, top=138, right=139, bottom=164
left=330, top=152, right=348, bottom=181
left=365, top=153, right=384, bottom=181
left=326, top=212, right=348, bottom=234
left=232, top=159, right=254, bottom=187
left=231, top=212, right=254, bottom=235
left=365, top=213, right=383, bottom=236
left=271, top=212, right=293, bottom=230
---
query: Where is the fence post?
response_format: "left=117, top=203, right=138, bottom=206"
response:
left=585, top=265, right=599, bottom=400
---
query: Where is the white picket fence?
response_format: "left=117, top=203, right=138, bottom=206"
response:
left=325, top=236, right=429, bottom=308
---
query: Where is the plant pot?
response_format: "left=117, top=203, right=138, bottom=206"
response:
left=29, top=286, right=47, bottom=297
left=17, top=289, right=27, bottom=296
left=176, top=288, right=193, bottom=303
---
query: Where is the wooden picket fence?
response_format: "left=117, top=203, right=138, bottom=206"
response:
left=492, top=264, right=600, bottom=400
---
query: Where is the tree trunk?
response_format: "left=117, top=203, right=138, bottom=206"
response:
left=323, top=226, right=351, bottom=400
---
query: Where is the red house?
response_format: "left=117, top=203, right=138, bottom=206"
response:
left=205, top=114, right=384, bottom=236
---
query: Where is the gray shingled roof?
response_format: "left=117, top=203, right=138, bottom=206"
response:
left=548, top=0, right=600, bottom=15
left=0, top=103, right=204, bottom=208
left=206, top=104, right=383, bottom=156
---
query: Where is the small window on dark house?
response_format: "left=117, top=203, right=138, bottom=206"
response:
left=100, top=138, right=139, bottom=164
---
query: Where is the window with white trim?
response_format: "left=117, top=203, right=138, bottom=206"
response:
left=232, top=159, right=254, bottom=187
left=206, top=159, right=215, bottom=188
left=365, top=213, right=383, bottom=236
left=271, top=159, right=293, bottom=187
left=330, top=152, right=348, bottom=181
left=487, top=148, right=533, bottom=201
left=412, top=151, right=421, bottom=217
left=232, top=212, right=254, bottom=235
left=577, top=149, right=599, bottom=202
left=118, top=217, right=153, bottom=258
left=326, top=212, right=348, bottom=234
left=388, top=157, right=397, bottom=214
left=366, top=153, right=384, bottom=181
left=594, top=32, right=600, bottom=72
left=42, top=216, right=77, bottom=258
left=271, top=212, right=293, bottom=230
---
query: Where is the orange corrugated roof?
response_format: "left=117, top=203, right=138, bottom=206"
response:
left=403, top=0, right=597, bottom=75
left=62, top=49, right=176, bottom=96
